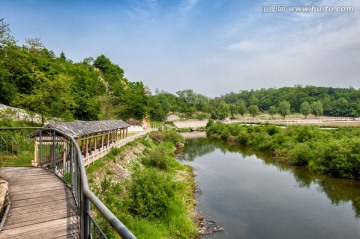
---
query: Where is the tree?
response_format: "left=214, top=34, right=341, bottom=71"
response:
left=218, top=101, right=230, bottom=120
left=237, top=101, right=247, bottom=119
left=300, top=101, right=311, bottom=119
left=311, top=101, right=323, bottom=118
left=278, top=101, right=291, bottom=119
left=248, top=105, right=260, bottom=118
left=13, top=74, right=77, bottom=123
left=59, top=51, right=66, bottom=62
left=268, top=106, right=277, bottom=119
left=118, top=82, right=148, bottom=120
left=229, top=104, right=237, bottom=119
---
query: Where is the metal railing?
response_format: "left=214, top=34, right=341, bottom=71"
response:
left=0, top=127, right=136, bottom=239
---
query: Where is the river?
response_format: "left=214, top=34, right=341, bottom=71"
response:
left=175, top=138, right=360, bottom=239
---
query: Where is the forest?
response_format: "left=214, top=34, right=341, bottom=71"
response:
left=1, top=19, right=360, bottom=124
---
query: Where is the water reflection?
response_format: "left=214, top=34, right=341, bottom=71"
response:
left=176, top=138, right=360, bottom=219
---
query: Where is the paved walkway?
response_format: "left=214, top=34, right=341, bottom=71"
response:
left=0, top=167, right=79, bottom=239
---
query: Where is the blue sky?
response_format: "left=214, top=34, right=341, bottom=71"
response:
left=1, top=0, right=359, bottom=97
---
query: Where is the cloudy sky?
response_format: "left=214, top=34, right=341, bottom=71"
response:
left=1, top=0, right=359, bottom=97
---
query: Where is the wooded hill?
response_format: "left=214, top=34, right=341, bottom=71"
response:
left=0, top=20, right=147, bottom=123
left=149, top=85, right=360, bottom=121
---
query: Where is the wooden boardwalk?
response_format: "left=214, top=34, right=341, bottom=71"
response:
left=0, top=167, right=79, bottom=239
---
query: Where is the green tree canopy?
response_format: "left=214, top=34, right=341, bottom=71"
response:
left=300, top=101, right=312, bottom=118
left=268, top=106, right=277, bottom=119
left=278, top=101, right=291, bottom=119
left=248, top=105, right=260, bottom=118
left=311, top=101, right=323, bottom=118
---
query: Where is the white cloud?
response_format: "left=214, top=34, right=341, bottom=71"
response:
left=227, top=41, right=260, bottom=52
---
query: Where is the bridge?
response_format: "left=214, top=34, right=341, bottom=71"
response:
left=0, top=120, right=148, bottom=239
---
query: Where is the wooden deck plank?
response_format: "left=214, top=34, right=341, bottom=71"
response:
left=0, top=217, right=78, bottom=238
left=5, top=211, right=78, bottom=230
left=11, top=194, right=73, bottom=208
left=6, top=206, right=78, bottom=223
left=9, top=182, right=66, bottom=193
left=1, top=227, right=79, bottom=239
left=0, top=167, right=79, bottom=239
left=11, top=189, right=69, bottom=201
left=9, top=185, right=69, bottom=196
left=8, top=200, right=76, bottom=215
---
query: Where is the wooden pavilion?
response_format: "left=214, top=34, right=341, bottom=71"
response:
left=31, top=120, right=130, bottom=168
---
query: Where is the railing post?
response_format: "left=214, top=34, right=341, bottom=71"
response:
left=85, top=197, right=90, bottom=238
left=81, top=195, right=90, bottom=239
left=39, top=130, right=43, bottom=165
left=52, top=130, right=56, bottom=171
left=70, top=141, right=73, bottom=191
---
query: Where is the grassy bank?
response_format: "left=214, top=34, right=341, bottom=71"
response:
left=206, top=121, right=360, bottom=180
left=86, top=130, right=198, bottom=239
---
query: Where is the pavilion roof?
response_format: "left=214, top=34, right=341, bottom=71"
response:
left=40, top=120, right=130, bottom=138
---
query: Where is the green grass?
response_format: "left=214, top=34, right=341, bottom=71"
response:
left=87, top=130, right=198, bottom=239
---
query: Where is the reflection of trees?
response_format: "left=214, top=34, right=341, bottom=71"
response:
left=291, top=167, right=360, bottom=217
left=176, top=138, right=216, bottom=161
left=179, top=138, right=360, bottom=219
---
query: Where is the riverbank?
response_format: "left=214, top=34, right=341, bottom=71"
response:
left=206, top=122, right=360, bottom=180
left=86, top=130, right=198, bottom=239
left=177, top=137, right=360, bottom=239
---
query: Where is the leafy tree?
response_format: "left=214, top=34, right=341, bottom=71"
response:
left=278, top=101, right=291, bottom=119
left=248, top=105, right=260, bottom=118
left=59, top=51, right=66, bottom=62
left=13, top=74, right=77, bottom=123
left=218, top=101, right=230, bottom=119
left=268, top=106, right=277, bottom=119
left=118, top=82, right=148, bottom=120
left=300, top=101, right=312, bottom=119
left=237, top=100, right=247, bottom=119
left=229, top=104, right=238, bottom=119
left=311, top=101, right=323, bottom=118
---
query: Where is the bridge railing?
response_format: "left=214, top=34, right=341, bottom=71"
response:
left=0, top=127, right=136, bottom=239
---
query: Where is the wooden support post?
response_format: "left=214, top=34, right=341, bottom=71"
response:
left=85, top=136, right=89, bottom=161
left=126, top=127, right=128, bottom=137
left=33, top=138, right=38, bottom=166
left=101, top=134, right=104, bottom=151
left=62, top=141, right=67, bottom=174
left=94, top=135, right=97, bottom=154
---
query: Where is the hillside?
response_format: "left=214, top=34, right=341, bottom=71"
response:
left=0, top=20, right=147, bottom=123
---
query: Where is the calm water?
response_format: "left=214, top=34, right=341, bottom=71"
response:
left=176, top=138, right=360, bottom=239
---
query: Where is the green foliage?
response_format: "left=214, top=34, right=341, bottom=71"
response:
left=0, top=20, right=148, bottom=122
left=237, top=100, right=248, bottom=118
left=300, top=101, right=311, bottom=118
left=248, top=105, right=260, bottom=118
left=278, top=101, right=291, bottom=119
left=127, top=168, right=175, bottom=219
left=311, top=100, right=323, bottom=118
left=206, top=123, right=360, bottom=179
left=88, top=137, right=197, bottom=239
left=149, top=129, right=184, bottom=147
left=268, top=105, right=277, bottom=118
left=146, top=145, right=171, bottom=170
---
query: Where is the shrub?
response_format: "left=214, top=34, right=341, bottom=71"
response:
left=127, top=168, right=175, bottom=219
left=147, top=145, right=170, bottom=170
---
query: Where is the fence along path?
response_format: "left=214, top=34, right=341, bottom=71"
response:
left=0, top=125, right=150, bottom=239
left=0, top=167, right=79, bottom=239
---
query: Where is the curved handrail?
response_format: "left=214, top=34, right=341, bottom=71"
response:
left=0, top=127, right=136, bottom=239
left=51, top=128, right=136, bottom=239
